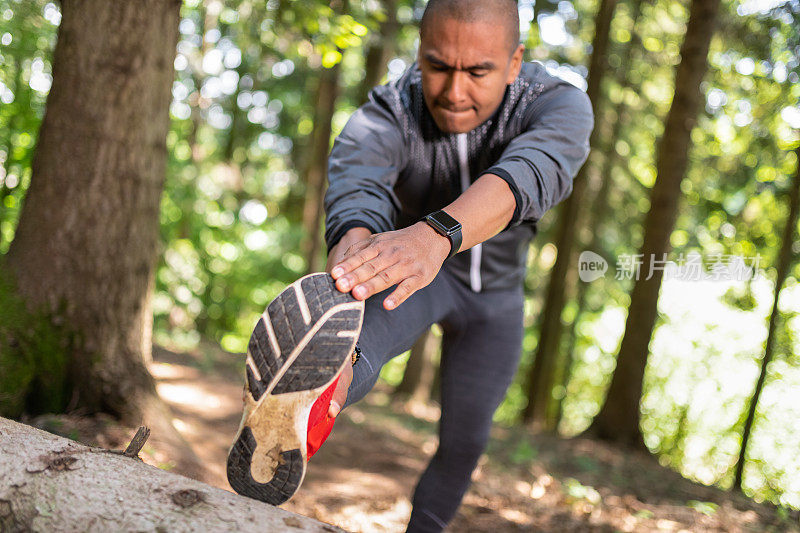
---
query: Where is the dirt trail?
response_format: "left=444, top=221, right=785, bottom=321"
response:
left=27, top=345, right=782, bottom=532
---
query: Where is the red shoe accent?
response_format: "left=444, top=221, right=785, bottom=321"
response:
left=306, top=375, right=340, bottom=459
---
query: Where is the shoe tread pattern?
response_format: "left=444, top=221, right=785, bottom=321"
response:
left=231, top=273, right=362, bottom=506
left=226, top=426, right=303, bottom=505
left=246, top=273, right=362, bottom=399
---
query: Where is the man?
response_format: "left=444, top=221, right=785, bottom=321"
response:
left=227, top=0, right=593, bottom=531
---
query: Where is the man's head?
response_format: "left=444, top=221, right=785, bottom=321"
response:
left=418, top=0, right=524, bottom=133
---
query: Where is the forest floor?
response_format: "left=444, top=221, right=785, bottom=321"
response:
left=29, top=344, right=799, bottom=532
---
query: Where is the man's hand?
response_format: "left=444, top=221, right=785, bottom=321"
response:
left=330, top=221, right=451, bottom=310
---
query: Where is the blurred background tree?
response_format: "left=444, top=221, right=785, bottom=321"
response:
left=0, top=0, right=798, bottom=514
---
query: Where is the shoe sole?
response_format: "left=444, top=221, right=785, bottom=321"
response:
left=226, top=272, right=364, bottom=505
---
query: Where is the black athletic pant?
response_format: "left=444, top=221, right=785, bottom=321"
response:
left=342, top=266, right=525, bottom=532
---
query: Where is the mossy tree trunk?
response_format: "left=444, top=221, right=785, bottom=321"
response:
left=2, top=0, right=181, bottom=421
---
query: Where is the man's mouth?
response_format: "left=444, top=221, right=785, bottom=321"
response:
left=439, top=106, right=472, bottom=114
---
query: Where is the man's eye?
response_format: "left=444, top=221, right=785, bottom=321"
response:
left=469, top=71, right=488, bottom=78
left=431, top=65, right=448, bottom=72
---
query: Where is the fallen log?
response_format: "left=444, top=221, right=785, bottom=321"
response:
left=0, top=417, right=343, bottom=532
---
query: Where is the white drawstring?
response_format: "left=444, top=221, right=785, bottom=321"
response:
left=456, top=134, right=482, bottom=293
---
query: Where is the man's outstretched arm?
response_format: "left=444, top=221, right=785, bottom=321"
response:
left=328, top=173, right=515, bottom=310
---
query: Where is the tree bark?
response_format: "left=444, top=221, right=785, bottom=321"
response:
left=0, top=417, right=343, bottom=532
left=3, top=0, right=180, bottom=420
left=521, top=0, right=619, bottom=429
left=394, top=328, right=438, bottom=402
left=732, top=146, right=799, bottom=490
left=583, top=0, right=721, bottom=448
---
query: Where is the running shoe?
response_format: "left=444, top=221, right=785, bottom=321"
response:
left=227, top=272, right=363, bottom=505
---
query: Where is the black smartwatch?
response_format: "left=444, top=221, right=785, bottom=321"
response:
left=422, top=210, right=462, bottom=259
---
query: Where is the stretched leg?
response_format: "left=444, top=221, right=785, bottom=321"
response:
left=407, top=286, right=525, bottom=532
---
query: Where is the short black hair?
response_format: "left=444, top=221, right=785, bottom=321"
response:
left=419, top=0, right=521, bottom=55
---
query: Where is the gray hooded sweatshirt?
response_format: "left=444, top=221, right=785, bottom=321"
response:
left=324, top=61, right=594, bottom=292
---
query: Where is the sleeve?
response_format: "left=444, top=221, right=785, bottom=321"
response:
left=323, top=87, right=408, bottom=252
left=481, top=82, right=594, bottom=228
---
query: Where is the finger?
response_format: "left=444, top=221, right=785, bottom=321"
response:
left=329, top=361, right=353, bottom=417
left=344, top=253, right=403, bottom=298
left=331, top=242, right=378, bottom=281
left=383, top=276, right=421, bottom=310
left=350, top=262, right=406, bottom=300
left=333, top=251, right=386, bottom=293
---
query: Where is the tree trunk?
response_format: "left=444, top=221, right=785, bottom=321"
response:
left=584, top=0, right=721, bottom=449
left=732, top=146, right=800, bottom=490
left=356, top=0, right=399, bottom=105
left=521, top=0, right=619, bottom=429
left=394, top=328, right=438, bottom=402
left=2, top=0, right=180, bottom=420
left=0, top=417, right=343, bottom=532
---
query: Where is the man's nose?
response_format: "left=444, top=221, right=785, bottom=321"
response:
left=443, top=71, right=467, bottom=104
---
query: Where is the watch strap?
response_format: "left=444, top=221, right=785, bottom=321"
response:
left=422, top=211, right=462, bottom=259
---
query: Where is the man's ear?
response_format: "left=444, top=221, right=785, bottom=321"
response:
left=506, top=44, right=525, bottom=84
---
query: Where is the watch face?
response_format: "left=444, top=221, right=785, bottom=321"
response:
left=430, top=210, right=461, bottom=234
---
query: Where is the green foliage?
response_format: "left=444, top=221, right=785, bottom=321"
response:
left=378, top=350, right=410, bottom=387
left=721, top=283, right=757, bottom=311
left=562, top=478, right=602, bottom=506
left=151, top=0, right=423, bottom=351
left=687, top=500, right=719, bottom=516
left=509, top=438, right=539, bottom=465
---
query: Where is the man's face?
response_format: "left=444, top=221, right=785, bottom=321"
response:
left=418, top=15, right=524, bottom=134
